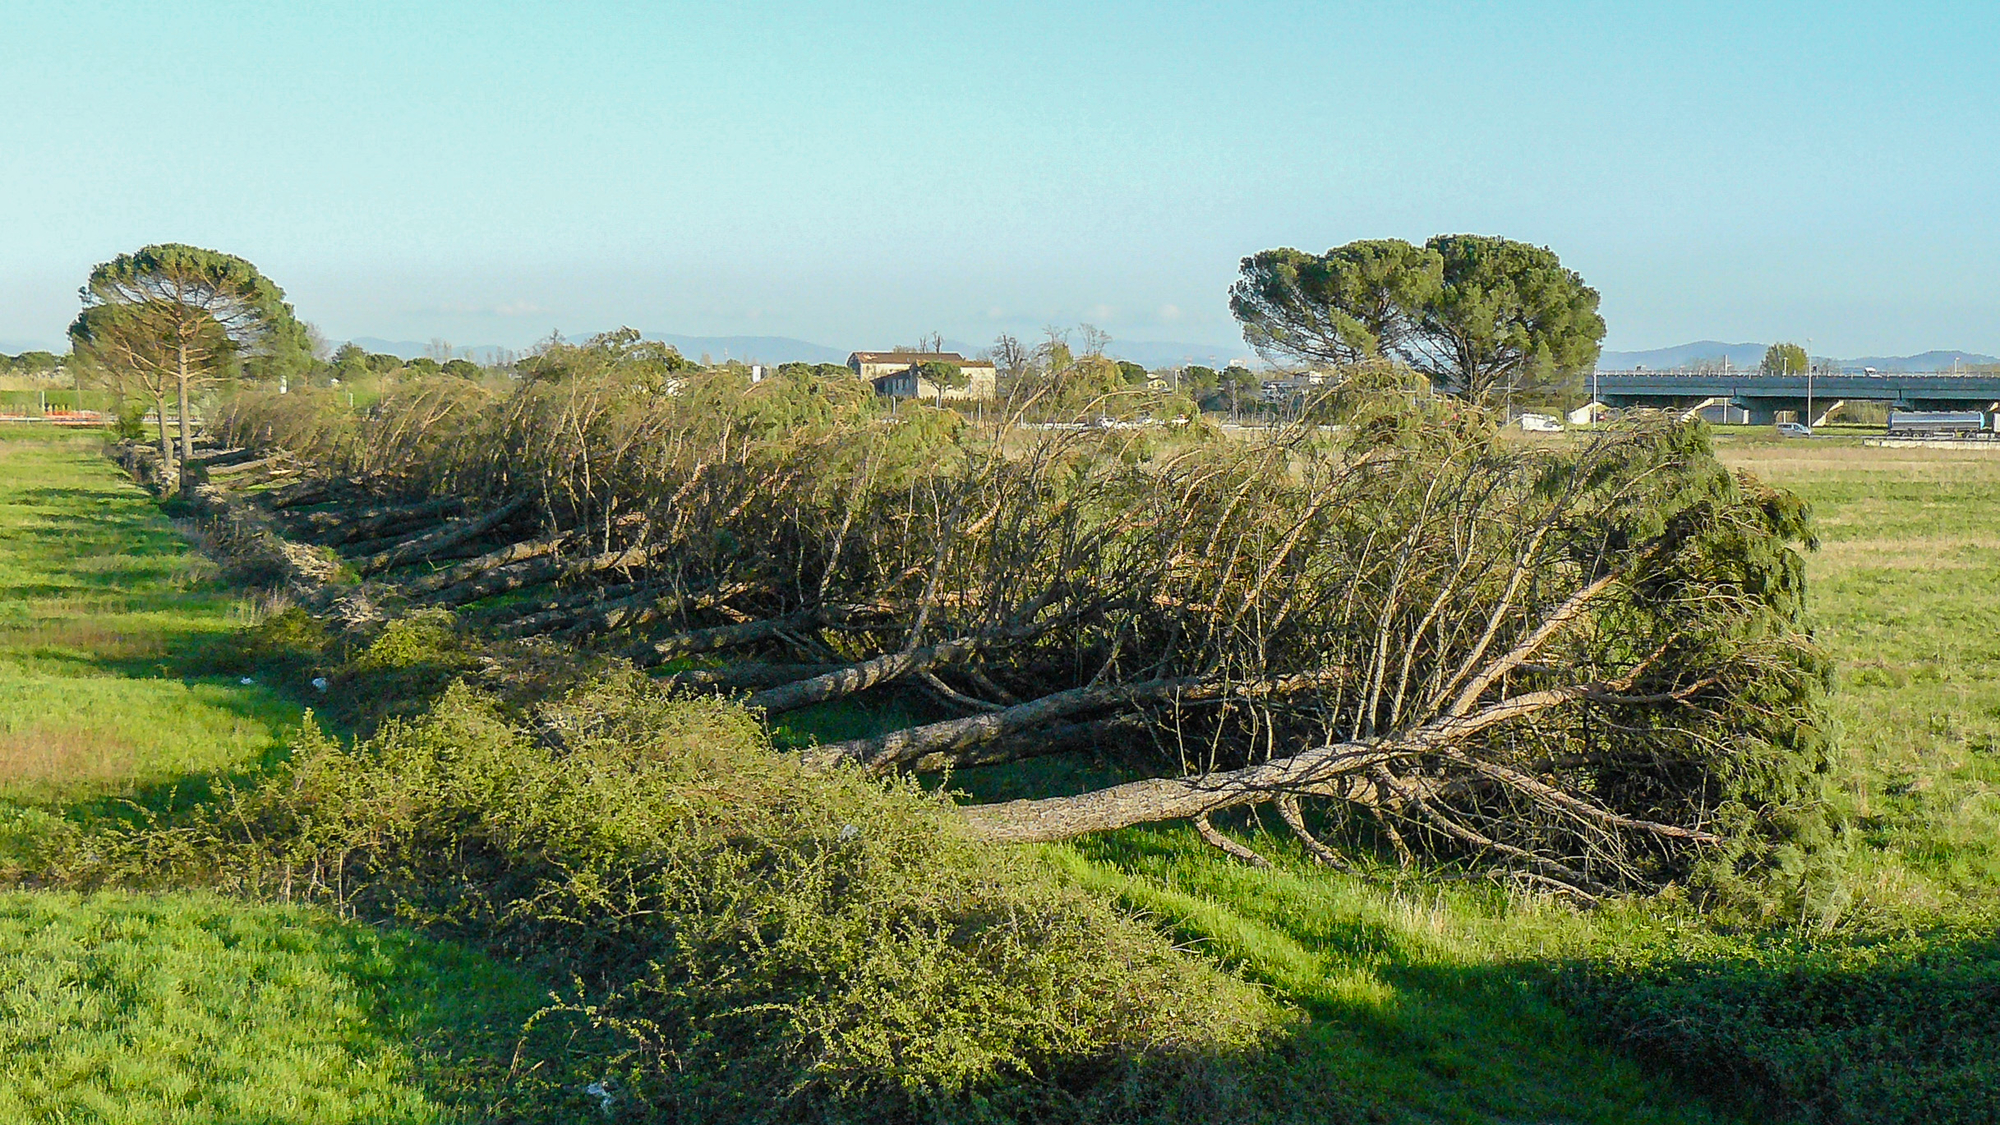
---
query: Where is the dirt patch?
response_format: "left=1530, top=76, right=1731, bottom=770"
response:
left=0, top=724, right=138, bottom=788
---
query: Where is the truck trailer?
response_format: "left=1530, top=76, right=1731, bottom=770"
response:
left=1885, top=411, right=1991, bottom=438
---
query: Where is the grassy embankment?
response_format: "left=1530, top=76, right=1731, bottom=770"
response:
left=0, top=428, right=553, bottom=1123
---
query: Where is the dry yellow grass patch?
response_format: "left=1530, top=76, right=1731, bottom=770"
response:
left=1717, top=442, right=2000, bottom=482
left=1812, top=536, right=2000, bottom=569
left=0, top=724, right=137, bottom=788
left=0, top=619, right=168, bottom=660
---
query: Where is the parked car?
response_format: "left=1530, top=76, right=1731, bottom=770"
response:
left=1775, top=422, right=1812, bottom=438
left=1517, top=413, right=1563, bottom=433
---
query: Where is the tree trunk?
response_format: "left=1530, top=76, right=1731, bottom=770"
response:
left=496, top=584, right=665, bottom=639
left=304, top=498, right=466, bottom=547
left=905, top=714, right=1148, bottom=774
left=176, top=340, right=194, bottom=495
left=804, top=676, right=1202, bottom=773
left=262, top=479, right=334, bottom=510
left=953, top=687, right=1584, bottom=843
left=153, top=391, right=174, bottom=486
left=423, top=554, right=567, bottom=609
left=404, top=534, right=568, bottom=596
left=746, top=635, right=985, bottom=715
left=475, top=579, right=649, bottom=628
left=354, top=497, right=529, bottom=576
left=631, top=611, right=821, bottom=668
left=661, top=662, right=848, bottom=691
left=957, top=741, right=1403, bottom=843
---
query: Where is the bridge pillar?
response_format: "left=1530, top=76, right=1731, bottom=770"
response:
left=1743, top=398, right=1810, bottom=426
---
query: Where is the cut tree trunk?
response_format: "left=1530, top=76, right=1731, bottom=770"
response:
left=261, top=479, right=336, bottom=510
left=660, top=662, right=847, bottom=692
left=403, top=534, right=569, bottom=597
left=495, top=589, right=652, bottom=639
left=952, top=686, right=1590, bottom=844
left=905, top=713, right=1149, bottom=773
left=803, top=676, right=1203, bottom=773
left=353, top=496, right=530, bottom=576
left=206, top=455, right=289, bottom=479
left=631, top=611, right=821, bottom=668
left=745, top=635, right=986, bottom=715
left=421, top=554, right=568, bottom=609
left=182, top=447, right=254, bottom=468
left=956, top=742, right=1404, bottom=844
left=291, top=497, right=464, bottom=545
left=475, top=580, right=649, bottom=629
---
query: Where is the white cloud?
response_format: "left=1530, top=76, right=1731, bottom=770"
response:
left=1158, top=303, right=1184, bottom=322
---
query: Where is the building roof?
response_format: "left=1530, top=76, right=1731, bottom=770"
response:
left=848, top=351, right=996, bottom=369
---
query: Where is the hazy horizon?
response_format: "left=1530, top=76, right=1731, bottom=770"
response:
left=4, top=2, right=1995, bottom=358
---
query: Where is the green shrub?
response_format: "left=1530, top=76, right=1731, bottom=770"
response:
left=114, top=672, right=1290, bottom=1122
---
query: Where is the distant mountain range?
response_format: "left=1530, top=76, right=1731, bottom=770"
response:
left=344, top=332, right=1255, bottom=370
left=1599, top=341, right=1997, bottom=373
left=329, top=334, right=2000, bottom=375
left=347, top=338, right=524, bottom=364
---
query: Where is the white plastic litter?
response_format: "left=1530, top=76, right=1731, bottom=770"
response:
left=310, top=677, right=329, bottom=692
left=583, top=1079, right=617, bottom=1117
left=838, top=823, right=860, bottom=842
left=238, top=677, right=255, bottom=685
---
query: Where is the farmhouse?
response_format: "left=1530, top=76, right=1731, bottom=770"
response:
left=847, top=351, right=997, bottom=402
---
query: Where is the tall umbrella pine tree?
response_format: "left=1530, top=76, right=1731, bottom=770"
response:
left=69, top=245, right=302, bottom=490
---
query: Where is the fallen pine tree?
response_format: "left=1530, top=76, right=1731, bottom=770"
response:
left=202, top=337, right=1831, bottom=905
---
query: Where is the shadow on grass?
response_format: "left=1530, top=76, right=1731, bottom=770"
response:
left=1561, top=927, right=2000, bottom=1125
left=1042, top=822, right=1743, bottom=1124
left=3, top=621, right=329, bottom=824
left=953, top=745, right=2000, bottom=1124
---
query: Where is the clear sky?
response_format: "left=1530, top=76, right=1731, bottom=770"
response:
left=3, top=1, right=1995, bottom=358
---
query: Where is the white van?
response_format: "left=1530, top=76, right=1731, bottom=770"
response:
left=1518, top=413, right=1563, bottom=433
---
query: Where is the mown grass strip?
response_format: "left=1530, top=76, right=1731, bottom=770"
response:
left=0, top=429, right=569, bottom=1123
left=0, top=429, right=300, bottom=806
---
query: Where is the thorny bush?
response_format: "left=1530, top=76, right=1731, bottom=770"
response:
left=99, top=673, right=1290, bottom=1124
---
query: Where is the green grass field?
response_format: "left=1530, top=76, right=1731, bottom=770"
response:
left=1721, top=441, right=2000, bottom=916
left=0, top=891, right=552, bottom=1124
left=0, top=429, right=562, bottom=1124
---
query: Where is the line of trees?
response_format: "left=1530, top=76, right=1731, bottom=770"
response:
left=0, top=350, right=63, bottom=376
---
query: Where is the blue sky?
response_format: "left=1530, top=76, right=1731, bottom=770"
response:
left=3, top=1, right=1995, bottom=357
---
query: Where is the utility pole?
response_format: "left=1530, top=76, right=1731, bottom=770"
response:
left=1806, top=336, right=1814, bottom=431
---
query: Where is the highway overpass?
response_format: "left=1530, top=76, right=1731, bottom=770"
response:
left=1586, top=371, right=2000, bottom=425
